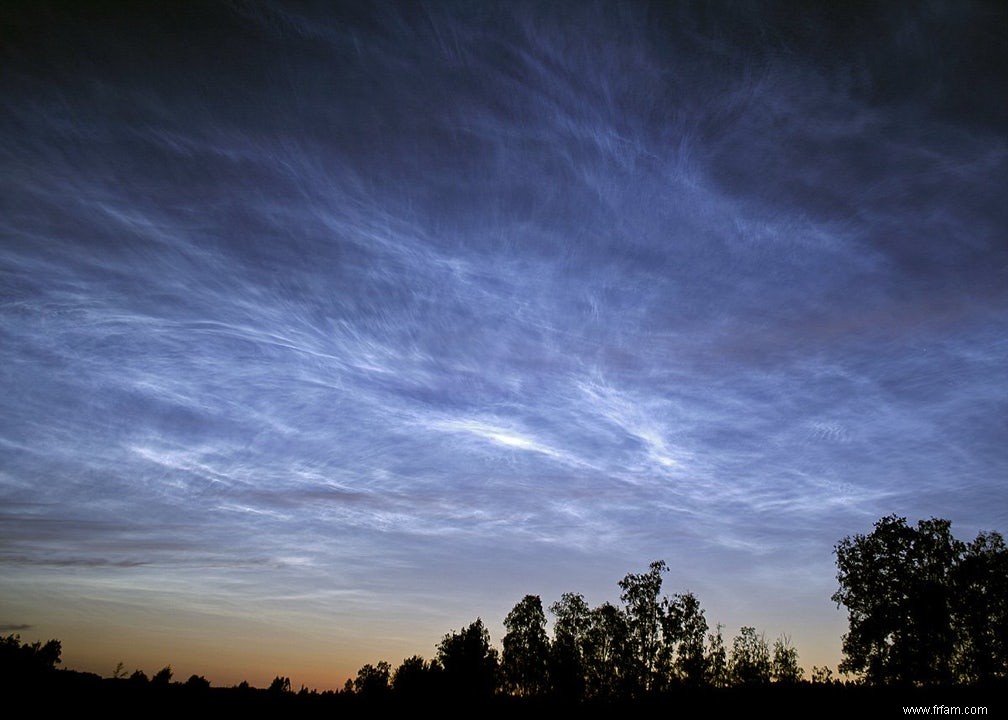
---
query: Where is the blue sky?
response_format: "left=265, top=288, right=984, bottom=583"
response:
left=1, top=1, right=1006, bottom=688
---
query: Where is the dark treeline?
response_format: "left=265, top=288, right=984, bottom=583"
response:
left=3, top=516, right=1005, bottom=713
left=340, top=560, right=799, bottom=706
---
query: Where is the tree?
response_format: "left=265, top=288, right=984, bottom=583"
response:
left=268, top=675, right=291, bottom=693
left=436, top=618, right=499, bottom=699
left=771, top=634, right=802, bottom=683
left=151, top=665, right=173, bottom=685
left=185, top=674, right=210, bottom=690
left=0, top=635, right=62, bottom=677
left=664, top=591, right=708, bottom=686
left=353, top=661, right=391, bottom=698
left=810, top=665, right=834, bottom=684
left=392, top=655, right=439, bottom=697
left=705, top=623, right=729, bottom=688
left=833, top=515, right=964, bottom=684
left=618, top=560, right=667, bottom=692
left=582, top=601, right=632, bottom=699
left=729, top=627, right=770, bottom=686
left=501, top=594, right=550, bottom=696
left=953, top=531, right=1008, bottom=683
left=549, top=592, right=591, bottom=700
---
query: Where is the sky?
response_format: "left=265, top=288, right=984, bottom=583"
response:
left=1, top=0, right=1007, bottom=690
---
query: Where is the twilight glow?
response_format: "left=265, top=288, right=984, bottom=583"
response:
left=1, top=1, right=1006, bottom=690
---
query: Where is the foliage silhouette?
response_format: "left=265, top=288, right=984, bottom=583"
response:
left=833, top=515, right=1008, bottom=685
left=810, top=665, right=835, bottom=684
left=0, top=634, right=62, bottom=679
left=771, top=635, right=801, bottom=684
left=391, top=654, right=440, bottom=699
left=548, top=592, right=590, bottom=701
left=953, top=531, right=1008, bottom=683
left=436, top=617, right=499, bottom=700
left=582, top=600, right=632, bottom=699
left=502, top=594, right=550, bottom=696
left=268, top=675, right=291, bottom=693
left=352, top=661, right=390, bottom=698
left=705, top=623, right=729, bottom=688
left=185, top=673, right=210, bottom=690
left=729, top=627, right=771, bottom=686
left=618, top=560, right=667, bottom=692
left=664, top=591, right=708, bottom=687
left=151, top=665, right=173, bottom=686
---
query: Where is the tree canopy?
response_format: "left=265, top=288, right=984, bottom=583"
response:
left=833, top=515, right=1008, bottom=685
left=502, top=594, right=550, bottom=696
left=436, top=617, right=499, bottom=699
left=0, top=634, right=61, bottom=679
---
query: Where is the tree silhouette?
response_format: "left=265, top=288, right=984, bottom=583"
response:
left=582, top=601, right=632, bottom=699
left=729, top=627, right=770, bottom=686
left=771, top=634, right=801, bottom=683
left=953, top=530, right=1008, bottom=683
left=810, top=665, right=834, bottom=684
left=0, top=634, right=62, bottom=679
left=268, top=675, right=291, bottom=693
left=705, top=623, right=729, bottom=688
left=151, top=665, right=173, bottom=685
left=549, top=592, right=590, bottom=700
left=618, top=560, right=667, bottom=693
left=185, top=673, right=210, bottom=690
left=833, top=515, right=965, bottom=684
left=501, top=594, right=550, bottom=696
left=392, top=655, right=439, bottom=698
left=436, top=618, right=499, bottom=699
left=353, top=661, right=390, bottom=698
left=664, top=591, right=708, bottom=686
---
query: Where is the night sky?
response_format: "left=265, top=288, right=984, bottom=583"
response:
left=2, top=1, right=1007, bottom=689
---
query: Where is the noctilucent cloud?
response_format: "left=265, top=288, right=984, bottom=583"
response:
left=2, top=1, right=1006, bottom=688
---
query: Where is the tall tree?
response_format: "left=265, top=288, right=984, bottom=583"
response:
left=501, top=594, right=550, bottom=696
left=665, top=591, right=708, bottom=686
left=618, top=559, right=667, bottom=693
left=952, top=530, right=1008, bottom=683
left=582, top=601, right=632, bottom=699
left=832, top=515, right=963, bottom=684
left=549, top=592, right=590, bottom=700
